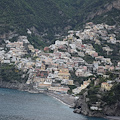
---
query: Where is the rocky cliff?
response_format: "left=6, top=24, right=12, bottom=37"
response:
left=73, top=84, right=120, bottom=117
left=74, top=95, right=120, bottom=117
left=0, top=80, right=33, bottom=91
left=87, top=0, right=120, bottom=20
left=74, top=96, right=103, bottom=117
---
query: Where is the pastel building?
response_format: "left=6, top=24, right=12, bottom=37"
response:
left=101, top=82, right=113, bottom=91
left=58, top=68, right=70, bottom=80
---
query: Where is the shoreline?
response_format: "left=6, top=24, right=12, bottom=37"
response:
left=46, top=91, right=75, bottom=108
left=105, top=116, right=120, bottom=120
left=0, top=87, right=120, bottom=120
left=49, top=94, right=71, bottom=107
left=44, top=92, right=120, bottom=120
left=27, top=90, right=120, bottom=120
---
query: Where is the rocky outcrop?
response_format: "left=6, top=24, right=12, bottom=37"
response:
left=0, top=80, right=33, bottom=91
left=104, top=101, right=120, bottom=116
left=73, top=95, right=120, bottom=117
left=87, top=0, right=120, bottom=20
left=0, top=31, right=18, bottom=40
left=73, top=95, right=104, bottom=117
left=113, top=0, right=120, bottom=10
left=73, top=95, right=90, bottom=115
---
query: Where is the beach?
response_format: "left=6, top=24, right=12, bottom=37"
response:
left=46, top=91, right=75, bottom=107
left=46, top=91, right=120, bottom=120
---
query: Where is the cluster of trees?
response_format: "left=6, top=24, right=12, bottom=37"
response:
left=0, top=0, right=69, bottom=35
left=27, top=34, right=46, bottom=49
left=83, top=74, right=120, bottom=106
left=0, top=63, right=28, bottom=83
left=70, top=69, right=88, bottom=85
left=0, top=0, right=118, bottom=34
left=102, top=83, right=120, bottom=105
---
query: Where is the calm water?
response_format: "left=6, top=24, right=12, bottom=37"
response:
left=0, top=88, right=107, bottom=120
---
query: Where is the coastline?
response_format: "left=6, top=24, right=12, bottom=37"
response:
left=0, top=85, right=120, bottom=120
left=0, top=81, right=75, bottom=107
left=46, top=92, right=120, bottom=120
left=48, top=93, right=72, bottom=107
left=106, top=116, right=120, bottom=120
left=46, top=91, right=75, bottom=108
left=24, top=89, right=120, bottom=120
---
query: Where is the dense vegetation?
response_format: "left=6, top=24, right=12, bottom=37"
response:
left=70, top=69, right=88, bottom=85
left=0, top=63, right=28, bottom=83
left=85, top=73, right=120, bottom=106
left=102, top=83, right=120, bottom=105
left=27, top=34, right=46, bottom=49
left=0, top=0, right=69, bottom=35
left=0, top=0, right=119, bottom=36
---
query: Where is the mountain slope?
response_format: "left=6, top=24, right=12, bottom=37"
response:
left=0, top=0, right=69, bottom=34
left=0, top=0, right=120, bottom=44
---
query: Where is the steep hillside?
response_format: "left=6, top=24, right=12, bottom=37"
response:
left=0, top=0, right=120, bottom=46
left=50, top=0, right=120, bottom=25
left=0, top=0, right=69, bottom=35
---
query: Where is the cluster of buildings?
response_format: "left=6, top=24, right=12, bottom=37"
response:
left=0, top=22, right=120, bottom=94
left=72, top=79, right=91, bottom=94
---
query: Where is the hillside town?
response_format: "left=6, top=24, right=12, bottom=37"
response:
left=0, top=22, right=120, bottom=95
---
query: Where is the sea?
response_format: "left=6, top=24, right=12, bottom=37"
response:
left=0, top=88, right=108, bottom=120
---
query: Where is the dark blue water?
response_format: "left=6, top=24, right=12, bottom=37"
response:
left=0, top=88, right=107, bottom=120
